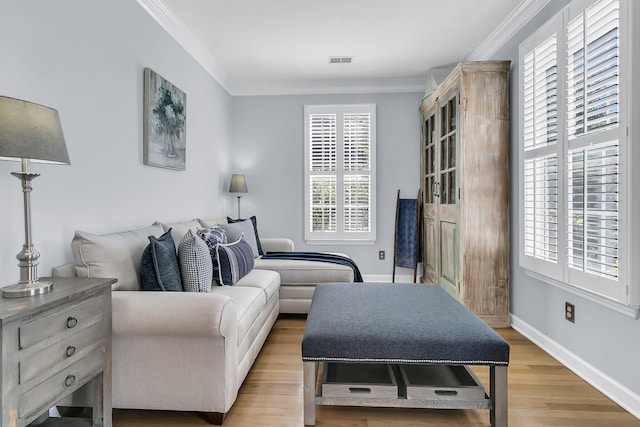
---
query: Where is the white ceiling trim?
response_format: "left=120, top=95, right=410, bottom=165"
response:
left=233, top=78, right=426, bottom=97
left=135, top=0, right=233, bottom=93
left=468, top=0, right=552, bottom=60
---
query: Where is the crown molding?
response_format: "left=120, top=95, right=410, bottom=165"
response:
left=468, top=0, right=552, bottom=60
left=232, top=77, right=426, bottom=97
left=135, top=0, right=233, bottom=93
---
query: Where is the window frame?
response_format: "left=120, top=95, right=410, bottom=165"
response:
left=518, top=0, right=638, bottom=316
left=303, top=104, right=377, bottom=244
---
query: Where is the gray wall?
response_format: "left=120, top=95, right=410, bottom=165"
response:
left=0, top=0, right=233, bottom=283
left=231, top=93, right=423, bottom=278
left=492, top=0, right=640, bottom=409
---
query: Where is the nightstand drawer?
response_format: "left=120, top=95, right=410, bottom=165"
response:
left=20, top=321, right=105, bottom=385
left=19, top=295, right=105, bottom=350
left=19, top=347, right=105, bottom=419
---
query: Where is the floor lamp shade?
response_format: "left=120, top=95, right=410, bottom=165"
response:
left=229, top=174, right=248, bottom=219
left=229, top=174, right=248, bottom=193
left=0, top=96, right=70, bottom=298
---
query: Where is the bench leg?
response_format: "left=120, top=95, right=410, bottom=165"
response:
left=303, top=362, right=316, bottom=425
left=490, top=365, right=508, bottom=427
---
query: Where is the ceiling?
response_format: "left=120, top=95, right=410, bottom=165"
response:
left=138, top=0, right=533, bottom=96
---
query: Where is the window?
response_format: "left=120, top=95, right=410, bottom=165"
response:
left=519, top=0, right=636, bottom=313
left=304, top=104, right=376, bottom=243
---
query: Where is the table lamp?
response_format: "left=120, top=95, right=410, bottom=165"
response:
left=0, top=96, right=70, bottom=298
left=229, top=174, right=248, bottom=219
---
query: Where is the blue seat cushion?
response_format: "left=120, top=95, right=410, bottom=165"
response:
left=302, top=283, right=509, bottom=366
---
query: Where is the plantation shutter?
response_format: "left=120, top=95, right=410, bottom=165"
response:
left=304, top=105, right=376, bottom=242
left=522, top=33, right=560, bottom=265
left=566, top=0, right=620, bottom=282
left=343, top=113, right=371, bottom=233
left=309, top=114, right=337, bottom=232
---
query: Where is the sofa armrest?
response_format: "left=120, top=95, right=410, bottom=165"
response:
left=112, top=291, right=236, bottom=339
left=261, top=237, right=294, bottom=253
left=52, top=263, right=78, bottom=278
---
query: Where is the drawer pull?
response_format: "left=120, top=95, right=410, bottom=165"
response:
left=66, top=317, right=78, bottom=329
left=64, top=375, right=76, bottom=387
left=435, top=390, right=458, bottom=396
left=348, top=387, right=371, bottom=394
left=65, top=346, right=76, bottom=358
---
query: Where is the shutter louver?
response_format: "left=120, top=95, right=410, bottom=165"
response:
left=344, top=175, right=370, bottom=232
left=522, top=32, right=559, bottom=264
left=523, top=154, right=559, bottom=262
left=309, top=114, right=336, bottom=171
left=567, top=0, right=619, bottom=139
left=310, top=175, right=337, bottom=232
left=344, top=113, right=371, bottom=171
left=343, top=113, right=372, bottom=233
left=568, top=141, right=618, bottom=280
left=524, top=35, right=558, bottom=151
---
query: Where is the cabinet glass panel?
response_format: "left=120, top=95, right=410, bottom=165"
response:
left=449, top=134, right=456, bottom=168
left=424, top=115, right=436, bottom=203
left=449, top=98, right=457, bottom=131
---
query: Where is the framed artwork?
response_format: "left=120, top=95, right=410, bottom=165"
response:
left=143, top=68, right=187, bottom=170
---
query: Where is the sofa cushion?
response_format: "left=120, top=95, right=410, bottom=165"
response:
left=219, top=220, right=260, bottom=258
left=72, top=224, right=164, bottom=291
left=198, top=217, right=228, bottom=228
left=210, top=284, right=265, bottom=344
left=157, top=219, right=201, bottom=249
left=253, top=258, right=354, bottom=285
left=235, top=268, right=280, bottom=302
left=178, top=229, right=213, bottom=293
left=215, top=237, right=255, bottom=286
left=140, top=228, right=182, bottom=292
left=228, top=216, right=263, bottom=256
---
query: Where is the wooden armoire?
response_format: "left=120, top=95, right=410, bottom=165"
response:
left=419, top=61, right=510, bottom=327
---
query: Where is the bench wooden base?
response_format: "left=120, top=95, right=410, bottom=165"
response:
left=303, top=362, right=507, bottom=426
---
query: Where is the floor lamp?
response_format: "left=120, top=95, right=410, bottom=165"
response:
left=0, top=96, right=70, bottom=298
left=229, top=174, right=248, bottom=219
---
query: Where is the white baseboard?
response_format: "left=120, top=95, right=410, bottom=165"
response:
left=511, top=315, right=640, bottom=420
left=362, top=274, right=419, bottom=283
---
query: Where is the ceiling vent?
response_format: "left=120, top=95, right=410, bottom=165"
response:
left=329, top=56, right=353, bottom=64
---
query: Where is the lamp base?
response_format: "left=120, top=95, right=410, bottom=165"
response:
left=2, top=280, right=53, bottom=298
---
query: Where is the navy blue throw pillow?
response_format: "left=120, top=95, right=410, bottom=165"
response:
left=140, top=228, right=183, bottom=291
left=227, top=215, right=263, bottom=256
left=215, top=236, right=255, bottom=286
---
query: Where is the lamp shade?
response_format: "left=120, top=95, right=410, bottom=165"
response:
left=229, top=174, right=248, bottom=193
left=0, top=96, right=70, bottom=164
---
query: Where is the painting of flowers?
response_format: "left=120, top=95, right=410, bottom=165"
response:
left=143, top=68, right=186, bottom=170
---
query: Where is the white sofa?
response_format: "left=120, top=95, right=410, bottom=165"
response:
left=52, top=217, right=353, bottom=423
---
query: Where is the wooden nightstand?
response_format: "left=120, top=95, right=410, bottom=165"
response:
left=0, top=277, right=115, bottom=427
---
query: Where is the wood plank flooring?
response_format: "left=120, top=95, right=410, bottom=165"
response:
left=112, top=315, right=639, bottom=426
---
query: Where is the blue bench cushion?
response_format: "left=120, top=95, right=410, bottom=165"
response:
left=302, top=283, right=509, bottom=366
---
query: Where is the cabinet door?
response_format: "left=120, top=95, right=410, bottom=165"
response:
left=437, top=93, right=459, bottom=297
left=422, top=111, right=438, bottom=283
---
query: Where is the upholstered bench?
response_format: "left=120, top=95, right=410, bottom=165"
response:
left=302, top=283, right=510, bottom=426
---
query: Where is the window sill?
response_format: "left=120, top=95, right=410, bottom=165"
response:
left=524, top=269, right=639, bottom=319
left=305, top=239, right=376, bottom=246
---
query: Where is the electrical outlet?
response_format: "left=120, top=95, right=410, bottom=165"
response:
left=378, top=250, right=385, bottom=260
left=565, top=302, right=575, bottom=323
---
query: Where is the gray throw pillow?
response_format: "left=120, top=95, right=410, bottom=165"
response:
left=140, top=228, right=182, bottom=292
left=227, top=216, right=263, bottom=256
left=178, top=229, right=213, bottom=293
left=220, top=220, right=260, bottom=258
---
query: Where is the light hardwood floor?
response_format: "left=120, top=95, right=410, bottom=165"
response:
left=113, top=315, right=639, bottom=427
